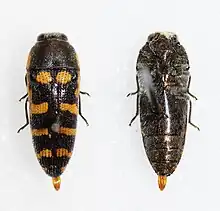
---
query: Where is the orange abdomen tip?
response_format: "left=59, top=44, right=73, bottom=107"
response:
left=52, top=177, right=61, bottom=191
left=158, top=175, right=167, bottom=191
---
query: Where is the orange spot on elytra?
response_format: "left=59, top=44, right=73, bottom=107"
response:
left=36, top=72, right=52, bottom=84
left=36, top=149, right=52, bottom=159
left=60, top=103, right=78, bottom=114
left=32, top=128, right=48, bottom=136
left=56, top=71, right=72, bottom=84
left=56, top=148, right=72, bottom=158
left=59, top=127, right=76, bottom=136
left=31, top=102, right=48, bottom=114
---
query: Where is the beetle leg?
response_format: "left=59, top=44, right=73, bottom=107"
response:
left=127, top=91, right=138, bottom=97
left=188, top=99, right=200, bottom=131
left=187, top=76, right=198, bottom=100
left=127, top=75, right=139, bottom=97
left=25, top=74, right=27, bottom=86
left=188, top=91, right=197, bottom=100
left=80, top=91, right=90, bottom=97
left=17, top=97, right=29, bottom=133
left=129, top=93, right=140, bottom=126
left=128, top=75, right=140, bottom=126
left=19, top=74, right=28, bottom=102
left=79, top=94, right=89, bottom=126
left=19, top=93, right=28, bottom=102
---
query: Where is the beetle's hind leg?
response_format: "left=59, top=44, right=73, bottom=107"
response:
left=129, top=93, right=140, bottom=126
left=189, top=99, right=200, bottom=131
left=19, top=93, right=28, bottom=102
left=80, top=91, right=90, bottom=97
left=127, top=76, right=140, bottom=126
left=17, top=97, right=29, bottom=133
left=187, top=76, right=198, bottom=100
left=127, top=90, right=138, bottom=97
left=127, top=75, right=139, bottom=97
left=79, top=93, right=89, bottom=126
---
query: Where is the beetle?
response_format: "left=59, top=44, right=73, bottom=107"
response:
left=18, top=33, right=89, bottom=190
left=128, top=32, right=199, bottom=190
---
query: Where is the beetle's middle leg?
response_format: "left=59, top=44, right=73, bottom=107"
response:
left=188, top=99, right=200, bottom=131
left=127, top=76, right=140, bottom=126
left=129, top=93, right=140, bottom=126
left=79, top=93, right=89, bottom=126
left=17, top=97, right=29, bottom=133
left=19, top=93, right=28, bottom=102
left=19, top=75, right=28, bottom=102
left=187, top=76, right=198, bottom=100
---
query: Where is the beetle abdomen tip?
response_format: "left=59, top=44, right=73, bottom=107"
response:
left=52, top=176, right=61, bottom=191
left=158, top=175, right=167, bottom=191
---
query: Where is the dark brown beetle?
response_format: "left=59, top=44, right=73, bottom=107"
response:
left=128, top=32, right=199, bottom=190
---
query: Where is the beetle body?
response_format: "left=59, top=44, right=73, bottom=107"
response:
left=25, top=33, right=80, bottom=190
left=133, top=32, right=194, bottom=190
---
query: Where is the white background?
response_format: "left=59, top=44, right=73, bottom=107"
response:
left=0, top=0, right=216, bottom=210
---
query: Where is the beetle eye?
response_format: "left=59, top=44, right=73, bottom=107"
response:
left=171, top=35, right=178, bottom=44
left=148, top=34, right=154, bottom=42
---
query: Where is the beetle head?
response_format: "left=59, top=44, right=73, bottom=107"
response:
left=37, top=32, right=68, bottom=42
left=148, top=32, right=179, bottom=59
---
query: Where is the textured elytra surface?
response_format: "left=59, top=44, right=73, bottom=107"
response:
left=137, top=32, right=190, bottom=176
left=27, top=35, right=80, bottom=178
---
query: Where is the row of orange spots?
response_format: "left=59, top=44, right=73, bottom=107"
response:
left=56, top=148, right=72, bottom=158
left=35, top=70, right=72, bottom=85
left=37, top=149, right=52, bottom=159
left=32, top=128, right=49, bottom=136
left=31, top=102, right=48, bottom=114
left=37, top=148, right=72, bottom=159
left=60, top=127, right=76, bottom=136
left=32, top=127, right=75, bottom=136
left=60, top=103, right=78, bottom=114
left=31, top=102, right=79, bottom=115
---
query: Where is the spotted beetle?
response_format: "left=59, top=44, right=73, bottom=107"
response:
left=18, top=33, right=89, bottom=190
left=128, top=32, right=199, bottom=190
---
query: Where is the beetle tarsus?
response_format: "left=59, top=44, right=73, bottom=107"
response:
left=80, top=91, right=91, bottom=97
left=19, top=93, right=28, bottom=102
left=17, top=123, right=29, bottom=133
left=127, top=91, right=138, bottom=97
